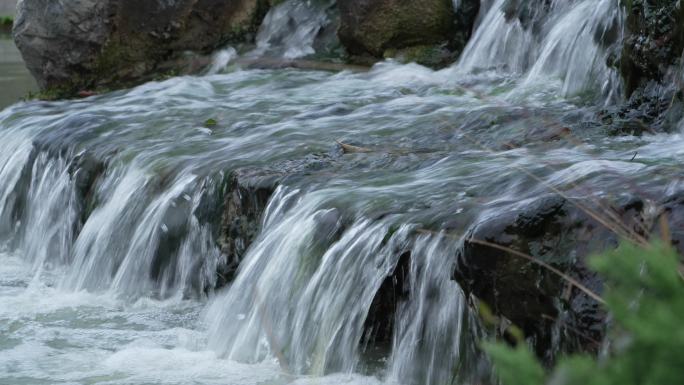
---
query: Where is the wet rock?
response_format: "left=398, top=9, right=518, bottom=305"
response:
left=599, top=0, right=684, bottom=134
left=150, top=193, right=193, bottom=285
left=337, top=0, right=479, bottom=67
left=453, top=195, right=657, bottom=361
left=659, top=192, right=684, bottom=256
left=215, top=170, right=276, bottom=286
left=68, top=151, right=105, bottom=226
left=502, top=0, right=552, bottom=33
left=214, top=154, right=336, bottom=286
left=363, top=250, right=411, bottom=348
left=620, top=0, right=684, bottom=96
left=600, top=79, right=684, bottom=135
left=13, top=0, right=271, bottom=96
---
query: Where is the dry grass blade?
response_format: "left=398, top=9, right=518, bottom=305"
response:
left=468, top=237, right=606, bottom=304
left=452, top=127, right=650, bottom=247
left=540, top=314, right=601, bottom=347
left=417, top=229, right=605, bottom=304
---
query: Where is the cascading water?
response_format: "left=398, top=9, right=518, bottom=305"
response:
left=459, top=0, right=624, bottom=102
left=250, top=0, right=336, bottom=59
left=1, top=0, right=683, bottom=384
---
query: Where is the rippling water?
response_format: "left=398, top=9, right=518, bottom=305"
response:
left=1, top=0, right=684, bottom=384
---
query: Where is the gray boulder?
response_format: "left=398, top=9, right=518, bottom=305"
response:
left=13, top=0, right=270, bottom=96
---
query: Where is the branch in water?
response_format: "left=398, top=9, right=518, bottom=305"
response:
left=336, top=140, right=373, bottom=153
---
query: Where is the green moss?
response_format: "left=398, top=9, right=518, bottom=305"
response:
left=0, top=15, right=12, bottom=33
left=24, top=86, right=78, bottom=101
left=383, top=45, right=452, bottom=68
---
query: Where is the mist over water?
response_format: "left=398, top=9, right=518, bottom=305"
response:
left=1, top=0, right=683, bottom=384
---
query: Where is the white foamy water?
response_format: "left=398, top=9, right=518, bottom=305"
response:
left=0, top=251, right=297, bottom=385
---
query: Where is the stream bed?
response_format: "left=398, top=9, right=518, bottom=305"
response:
left=1, top=0, right=683, bottom=384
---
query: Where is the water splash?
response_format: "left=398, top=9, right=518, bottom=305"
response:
left=207, top=47, right=238, bottom=75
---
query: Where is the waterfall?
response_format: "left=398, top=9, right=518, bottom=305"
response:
left=0, top=114, right=225, bottom=299
left=250, top=0, right=335, bottom=60
left=459, top=0, right=624, bottom=102
left=459, top=0, right=536, bottom=74
left=207, top=0, right=336, bottom=73
left=387, top=236, right=468, bottom=385
left=1, top=1, right=665, bottom=382
left=523, top=0, right=623, bottom=101
left=204, top=187, right=478, bottom=382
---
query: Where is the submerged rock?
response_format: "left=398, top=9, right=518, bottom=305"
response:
left=13, top=0, right=271, bottom=96
left=337, top=0, right=479, bottom=67
left=212, top=154, right=336, bottom=286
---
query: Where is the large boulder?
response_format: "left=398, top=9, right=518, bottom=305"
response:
left=13, top=0, right=271, bottom=96
left=337, top=0, right=479, bottom=67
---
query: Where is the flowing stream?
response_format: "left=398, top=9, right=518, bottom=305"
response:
left=1, top=0, right=683, bottom=384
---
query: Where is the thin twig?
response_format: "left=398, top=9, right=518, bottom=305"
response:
left=417, top=229, right=605, bottom=304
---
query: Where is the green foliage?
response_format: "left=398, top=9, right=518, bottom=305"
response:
left=0, top=15, right=12, bottom=33
left=486, top=242, right=684, bottom=385
left=483, top=343, right=545, bottom=385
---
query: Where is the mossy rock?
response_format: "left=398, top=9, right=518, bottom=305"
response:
left=13, top=0, right=272, bottom=97
left=338, top=0, right=479, bottom=66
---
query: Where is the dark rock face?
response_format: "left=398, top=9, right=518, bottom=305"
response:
left=454, top=195, right=657, bottom=361
left=13, top=0, right=270, bottom=94
left=620, top=0, right=684, bottom=96
left=660, top=192, right=684, bottom=256
left=606, top=0, right=684, bottom=133
left=215, top=170, right=276, bottom=286
left=600, top=80, right=683, bottom=135
left=363, top=251, right=410, bottom=347
left=212, top=154, right=336, bottom=286
left=337, top=0, right=479, bottom=67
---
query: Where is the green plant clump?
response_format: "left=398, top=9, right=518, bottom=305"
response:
left=485, top=241, right=684, bottom=385
left=0, top=15, right=12, bottom=32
